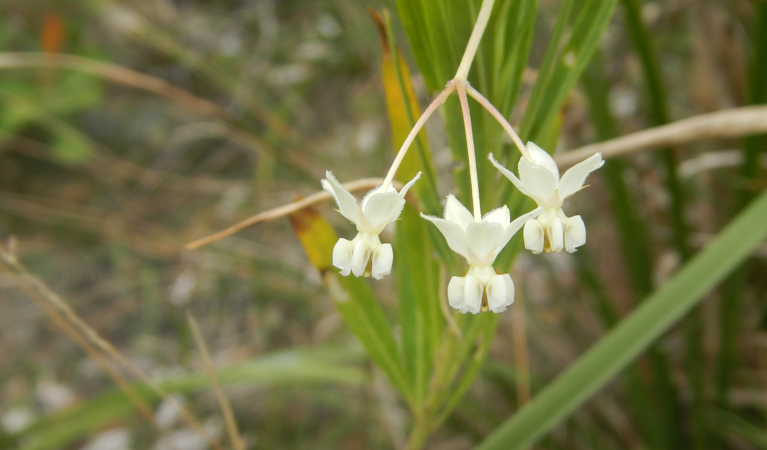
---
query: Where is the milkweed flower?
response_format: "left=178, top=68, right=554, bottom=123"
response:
left=490, top=142, right=603, bottom=254
left=321, top=171, right=421, bottom=280
left=421, top=195, right=541, bottom=314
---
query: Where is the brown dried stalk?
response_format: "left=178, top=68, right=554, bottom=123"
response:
left=185, top=178, right=392, bottom=249
left=556, top=105, right=767, bottom=168
left=0, top=243, right=224, bottom=450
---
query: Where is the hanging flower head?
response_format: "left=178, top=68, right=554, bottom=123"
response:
left=490, top=142, right=603, bottom=254
left=322, top=171, right=420, bottom=280
left=421, top=195, right=540, bottom=314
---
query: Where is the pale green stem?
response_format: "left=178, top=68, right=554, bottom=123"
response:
left=454, top=0, right=497, bottom=81
left=456, top=81, right=482, bottom=221
left=381, top=82, right=456, bottom=191
left=465, top=84, right=532, bottom=161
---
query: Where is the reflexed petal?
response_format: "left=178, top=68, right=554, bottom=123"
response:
left=361, top=192, right=405, bottom=232
left=448, top=277, right=468, bottom=314
left=487, top=274, right=515, bottom=313
left=558, top=152, right=604, bottom=200
left=351, top=239, right=370, bottom=277
left=372, top=243, right=393, bottom=280
left=519, top=157, right=559, bottom=205
left=321, top=171, right=361, bottom=224
left=504, top=207, right=543, bottom=243
left=547, top=217, right=564, bottom=252
left=489, top=153, right=532, bottom=198
left=444, top=194, right=474, bottom=230
left=482, top=205, right=510, bottom=226
left=525, top=141, right=559, bottom=179
left=564, top=215, right=586, bottom=253
left=360, top=184, right=391, bottom=210
left=421, top=213, right=468, bottom=258
left=463, top=276, right=483, bottom=314
left=465, top=221, right=505, bottom=266
left=523, top=219, right=544, bottom=254
left=332, top=238, right=354, bottom=276
left=398, top=172, right=422, bottom=198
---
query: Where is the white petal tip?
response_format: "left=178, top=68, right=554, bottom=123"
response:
left=332, top=238, right=353, bottom=276
left=371, top=244, right=393, bottom=280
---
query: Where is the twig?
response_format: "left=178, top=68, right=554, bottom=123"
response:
left=556, top=105, right=767, bottom=168
left=187, top=314, right=246, bottom=450
left=0, top=52, right=226, bottom=118
left=185, top=178, right=394, bottom=249
left=0, top=243, right=224, bottom=450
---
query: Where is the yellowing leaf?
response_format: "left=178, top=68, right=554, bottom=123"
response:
left=288, top=203, right=337, bottom=272
left=370, top=9, right=435, bottom=184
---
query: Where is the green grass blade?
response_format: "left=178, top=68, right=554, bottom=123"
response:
left=396, top=204, right=442, bottom=406
left=11, top=347, right=365, bottom=450
left=619, top=2, right=701, bottom=446
left=477, top=186, right=767, bottom=450
left=718, top=1, right=767, bottom=408
left=519, top=0, right=617, bottom=144
left=581, top=50, right=684, bottom=449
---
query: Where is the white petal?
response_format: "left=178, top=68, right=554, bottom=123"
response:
left=523, top=219, right=544, bottom=254
left=547, top=217, right=564, bottom=252
left=465, top=221, right=505, bottom=266
left=322, top=171, right=361, bottom=224
left=482, top=205, right=510, bottom=226
left=371, top=243, right=393, bottom=280
left=361, top=183, right=394, bottom=210
left=421, top=213, right=468, bottom=258
left=463, top=276, right=483, bottom=314
left=361, top=192, right=405, bottom=233
left=448, top=277, right=468, bottom=314
left=398, top=172, right=422, bottom=198
left=519, top=157, right=559, bottom=205
left=525, top=141, right=559, bottom=179
left=489, top=153, right=533, bottom=198
left=351, top=239, right=370, bottom=277
left=332, top=238, right=354, bottom=276
left=564, top=215, right=586, bottom=253
left=444, top=194, right=474, bottom=230
left=558, top=152, right=604, bottom=200
left=504, top=207, right=543, bottom=244
left=486, top=274, right=515, bottom=313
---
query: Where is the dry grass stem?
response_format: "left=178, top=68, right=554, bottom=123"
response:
left=557, top=105, right=767, bottom=168
left=0, top=244, right=224, bottom=450
left=511, top=292, right=531, bottom=406
left=41, top=305, right=182, bottom=450
left=187, top=313, right=246, bottom=450
left=0, top=52, right=226, bottom=118
left=185, top=177, right=395, bottom=249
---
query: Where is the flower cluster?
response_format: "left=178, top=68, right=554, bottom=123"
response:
left=322, top=72, right=602, bottom=315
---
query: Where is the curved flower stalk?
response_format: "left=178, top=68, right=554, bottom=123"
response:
left=490, top=142, right=604, bottom=254
left=421, top=195, right=541, bottom=314
left=322, top=171, right=421, bottom=279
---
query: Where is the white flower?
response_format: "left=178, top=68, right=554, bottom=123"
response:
left=490, top=142, right=603, bottom=254
left=421, top=195, right=540, bottom=314
left=322, top=171, right=420, bottom=280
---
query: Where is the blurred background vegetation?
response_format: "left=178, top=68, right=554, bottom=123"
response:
left=0, top=0, right=765, bottom=449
